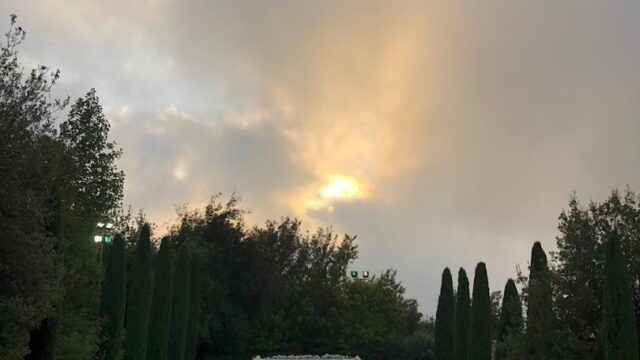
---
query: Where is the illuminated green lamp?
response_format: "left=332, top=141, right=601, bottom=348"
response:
left=350, top=271, right=358, bottom=278
left=103, top=235, right=113, bottom=244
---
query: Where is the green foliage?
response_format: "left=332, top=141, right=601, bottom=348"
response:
left=0, top=15, right=120, bottom=359
left=168, top=243, right=191, bottom=360
left=435, top=268, right=455, bottom=360
left=455, top=268, right=470, bottom=360
left=555, top=189, right=640, bottom=358
left=184, top=251, right=202, bottom=360
left=99, top=234, right=127, bottom=360
left=124, top=224, right=153, bottom=360
left=399, top=318, right=436, bottom=360
left=165, top=197, right=422, bottom=359
left=59, top=88, right=124, bottom=218
left=338, top=270, right=420, bottom=359
left=147, top=237, right=173, bottom=360
left=469, top=262, right=491, bottom=360
left=497, top=279, right=522, bottom=341
left=495, top=279, right=522, bottom=359
left=526, top=242, right=555, bottom=359
left=601, top=232, right=638, bottom=360
left=0, top=16, right=66, bottom=358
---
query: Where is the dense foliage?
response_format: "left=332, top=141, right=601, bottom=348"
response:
left=165, top=201, right=426, bottom=359
left=469, top=262, right=491, bottom=360
left=0, top=15, right=122, bottom=359
left=601, top=232, right=638, bottom=359
left=184, top=253, right=202, bottom=360
left=147, top=237, right=173, bottom=360
left=525, top=242, right=555, bottom=359
left=554, top=189, right=640, bottom=359
left=495, top=279, right=522, bottom=359
left=98, top=235, right=127, bottom=360
left=435, top=268, right=454, bottom=360
left=454, top=268, right=470, bottom=360
left=124, top=224, right=152, bottom=360
left=168, top=243, right=191, bottom=360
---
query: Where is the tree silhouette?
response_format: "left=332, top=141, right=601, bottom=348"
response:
left=469, top=262, right=491, bottom=360
left=168, top=243, right=191, bottom=360
left=98, top=234, right=127, bottom=360
left=435, top=268, right=455, bottom=360
left=602, top=231, right=638, bottom=359
left=455, top=268, right=470, bottom=360
left=495, top=279, right=522, bottom=359
left=184, top=251, right=202, bottom=360
left=526, top=242, right=555, bottom=359
left=124, top=224, right=153, bottom=360
left=147, top=237, right=173, bottom=360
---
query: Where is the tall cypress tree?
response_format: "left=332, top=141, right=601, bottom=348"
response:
left=526, top=242, right=554, bottom=359
left=495, top=279, right=522, bottom=359
left=469, top=262, right=491, bottom=360
left=435, top=268, right=455, bottom=360
left=168, top=243, right=191, bottom=360
left=183, top=253, right=201, bottom=360
left=147, top=237, right=173, bottom=360
left=455, top=268, right=470, bottom=360
left=602, top=231, right=639, bottom=360
left=99, top=234, right=127, bottom=360
left=124, top=224, right=153, bottom=360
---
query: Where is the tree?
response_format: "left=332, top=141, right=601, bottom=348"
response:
left=59, top=88, right=124, bottom=217
left=124, top=224, right=153, bottom=360
left=168, top=243, right=191, bottom=360
left=601, top=231, right=638, bottom=359
left=526, top=242, right=555, bottom=359
left=469, top=262, right=491, bottom=360
left=455, top=268, right=470, bottom=360
left=339, top=270, right=420, bottom=360
left=147, top=237, right=173, bottom=360
left=495, top=279, right=522, bottom=359
left=0, top=15, right=68, bottom=358
left=98, top=234, right=127, bottom=360
left=184, top=251, right=202, bottom=360
left=435, top=268, right=455, bottom=360
left=555, top=189, right=640, bottom=358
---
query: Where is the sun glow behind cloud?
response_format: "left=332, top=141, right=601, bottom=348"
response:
left=321, top=175, right=364, bottom=200
left=302, top=174, right=369, bottom=214
left=254, top=9, right=439, bottom=219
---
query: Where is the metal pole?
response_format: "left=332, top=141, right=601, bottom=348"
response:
left=96, top=239, right=103, bottom=313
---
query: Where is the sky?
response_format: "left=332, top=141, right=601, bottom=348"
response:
left=3, top=0, right=640, bottom=314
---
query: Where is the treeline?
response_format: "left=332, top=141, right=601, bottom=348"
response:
left=434, top=189, right=640, bottom=360
left=165, top=200, right=429, bottom=359
left=94, top=226, right=202, bottom=360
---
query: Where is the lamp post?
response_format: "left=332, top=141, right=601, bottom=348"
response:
left=95, top=221, right=114, bottom=311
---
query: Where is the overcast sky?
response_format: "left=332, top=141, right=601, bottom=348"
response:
left=3, top=0, right=640, bottom=314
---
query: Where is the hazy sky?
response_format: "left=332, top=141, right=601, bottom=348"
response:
left=3, top=0, right=640, bottom=314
